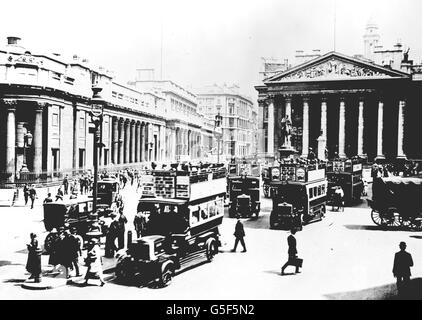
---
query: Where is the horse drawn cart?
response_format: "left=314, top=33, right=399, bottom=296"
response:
left=368, top=176, right=422, bottom=230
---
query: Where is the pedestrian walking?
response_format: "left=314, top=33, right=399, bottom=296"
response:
left=133, top=211, right=144, bottom=238
left=84, top=239, right=105, bottom=286
left=69, top=227, right=82, bottom=277
left=63, top=175, right=69, bottom=195
left=281, top=229, right=302, bottom=275
left=47, top=228, right=61, bottom=273
left=55, top=187, right=64, bottom=201
left=231, top=219, right=246, bottom=252
left=61, top=230, right=75, bottom=279
left=117, top=210, right=128, bottom=249
left=29, top=185, right=37, bottom=209
left=105, top=213, right=119, bottom=258
left=26, top=233, right=42, bottom=282
left=393, top=241, right=414, bottom=297
left=23, top=184, right=29, bottom=205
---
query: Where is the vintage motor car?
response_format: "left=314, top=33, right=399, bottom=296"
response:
left=97, top=178, right=121, bottom=208
left=228, top=175, right=260, bottom=219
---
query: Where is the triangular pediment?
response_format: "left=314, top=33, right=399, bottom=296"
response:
left=265, top=52, right=410, bottom=83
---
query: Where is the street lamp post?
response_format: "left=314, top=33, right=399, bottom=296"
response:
left=89, top=86, right=105, bottom=214
left=214, top=112, right=223, bottom=164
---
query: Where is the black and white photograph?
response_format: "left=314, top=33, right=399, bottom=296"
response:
left=1, top=0, right=422, bottom=306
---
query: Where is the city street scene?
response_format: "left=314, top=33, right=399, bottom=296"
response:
left=1, top=0, right=422, bottom=301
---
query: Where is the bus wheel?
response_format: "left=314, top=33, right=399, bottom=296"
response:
left=159, top=262, right=174, bottom=287
left=206, top=238, right=217, bottom=262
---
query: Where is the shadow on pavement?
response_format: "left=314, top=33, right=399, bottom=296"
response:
left=344, top=225, right=415, bottom=232
left=0, top=260, right=23, bottom=267
left=409, top=235, right=422, bottom=240
left=325, top=278, right=422, bottom=300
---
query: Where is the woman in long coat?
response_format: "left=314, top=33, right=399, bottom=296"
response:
left=84, top=239, right=105, bottom=286
left=26, top=233, right=42, bottom=282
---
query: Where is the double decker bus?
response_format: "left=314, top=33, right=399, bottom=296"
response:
left=269, top=163, right=328, bottom=229
left=115, top=164, right=227, bottom=287
left=326, top=158, right=364, bottom=205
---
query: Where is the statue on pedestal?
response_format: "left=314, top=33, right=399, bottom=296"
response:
left=280, top=115, right=292, bottom=148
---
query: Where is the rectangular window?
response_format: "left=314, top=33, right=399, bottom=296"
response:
left=79, top=117, right=85, bottom=130
left=52, top=113, right=59, bottom=127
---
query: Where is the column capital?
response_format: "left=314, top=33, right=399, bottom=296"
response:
left=339, top=96, right=346, bottom=103
left=3, top=99, right=17, bottom=110
left=35, top=101, right=49, bottom=112
left=266, top=97, right=274, bottom=105
left=321, top=97, right=328, bottom=103
left=302, top=96, right=310, bottom=103
left=284, top=94, right=293, bottom=103
left=130, top=119, right=136, bottom=126
left=399, top=100, right=406, bottom=107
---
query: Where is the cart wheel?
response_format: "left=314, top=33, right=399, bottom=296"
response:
left=115, top=256, right=134, bottom=284
left=371, top=210, right=385, bottom=226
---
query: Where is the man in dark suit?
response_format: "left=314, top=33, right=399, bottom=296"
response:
left=281, top=229, right=301, bottom=275
left=231, top=219, right=246, bottom=252
left=393, top=241, right=413, bottom=297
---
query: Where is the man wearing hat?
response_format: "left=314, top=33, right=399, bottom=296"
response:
left=105, top=212, right=119, bottom=258
left=47, top=228, right=61, bottom=274
left=393, top=241, right=414, bottom=297
left=69, top=228, right=82, bottom=277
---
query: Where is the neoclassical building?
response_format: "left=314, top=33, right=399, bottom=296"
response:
left=0, top=37, right=216, bottom=184
left=256, top=24, right=422, bottom=162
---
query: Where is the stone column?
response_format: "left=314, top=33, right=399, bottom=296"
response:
left=144, top=123, right=150, bottom=162
left=338, top=98, right=346, bottom=158
left=72, top=103, right=79, bottom=170
left=318, top=98, right=327, bottom=160
left=135, top=122, right=140, bottom=163
left=5, top=100, right=17, bottom=182
left=267, top=98, right=275, bottom=157
left=34, top=103, right=45, bottom=175
left=124, top=120, right=130, bottom=163
left=376, top=101, right=385, bottom=160
left=357, top=99, right=365, bottom=158
left=397, top=100, right=407, bottom=159
left=302, top=97, right=309, bottom=157
left=130, top=121, right=135, bottom=163
left=112, top=117, right=118, bottom=164
left=118, top=118, right=124, bottom=164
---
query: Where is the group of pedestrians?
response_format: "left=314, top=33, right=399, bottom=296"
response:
left=22, top=183, right=37, bottom=209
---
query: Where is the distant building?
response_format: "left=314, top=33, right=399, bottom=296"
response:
left=0, top=37, right=218, bottom=185
left=195, top=84, right=258, bottom=161
left=256, top=21, right=422, bottom=162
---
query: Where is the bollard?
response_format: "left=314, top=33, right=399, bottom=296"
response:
left=127, top=230, right=132, bottom=247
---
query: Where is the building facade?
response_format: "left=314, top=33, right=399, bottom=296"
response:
left=0, top=37, right=217, bottom=185
left=196, top=84, right=258, bottom=161
left=256, top=23, right=422, bottom=162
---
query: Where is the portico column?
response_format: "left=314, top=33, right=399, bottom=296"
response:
left=118, top=118, right=124, bottom=164
left=302, top=97, right=309, bottom=157
left=135, top=122, right=140, bottom=163
left=145, top=123, right=150, bottom=162
left=124, top=120, right=130, bottom=163
left=357, top=100, right=365, bottom=158
left=318, top=98, right=327, bottom=160
left=376, top=101, right=385, bottom=160
left=267, top=98, right=274, bottom=156
left=72, top=103, right=79, bottom=170
left=34, top=103, right=45, bottom=175
left=5, top=100, right=17, bottom=182
left=130, top=121, right=135, bottom=163
left=140, top=123, right=146, bottom=162
left=338, top=98, right=346, bottom=158
left=112, top=117, right=118, bottom=164
left=397, top=100, right=407, bottom=159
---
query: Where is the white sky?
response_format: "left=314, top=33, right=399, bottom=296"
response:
left=1, top=0, right=421, bottom=101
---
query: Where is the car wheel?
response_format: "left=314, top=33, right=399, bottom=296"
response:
left=115, top=257, right=133, bottom=284
left=159, top=263, right=174, bottom=287
left=206, top=239, right=217, bottom=262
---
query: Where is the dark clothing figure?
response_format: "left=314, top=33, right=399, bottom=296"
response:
left=393, top=242, right=414, bottom=297
left=26, top=234, right=42, bottom=282
left=55, top=188, right=64, bottom=201
left=61, top=233, right=75, bottom=278
left=133, top=213, right=144, bottom=238
left=29, top=187, right=37, bottom=209
left=48, top=232, right=61, bottom=270
left=105, top=219, right=119, bottom=258
left=63, top=177, right=69, bottom=195
left=23, top=185, right=29, bottom=205
left=69, top=233, right=82, bottom=277
left=281, top=233, right=300, bottom=275
left=232, top=220, right=246, bottom=252
left=117, top=213, right=128, bottom=249
left=44, top=195, right=53, bottom=204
